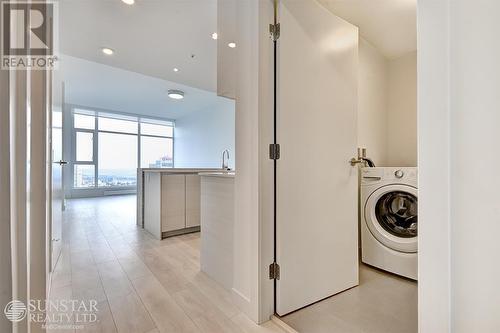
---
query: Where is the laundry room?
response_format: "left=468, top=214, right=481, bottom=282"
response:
left=267, top=1, right=419, bottom=332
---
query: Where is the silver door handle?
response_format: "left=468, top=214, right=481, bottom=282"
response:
left=54, top=160, right=68, bottom=165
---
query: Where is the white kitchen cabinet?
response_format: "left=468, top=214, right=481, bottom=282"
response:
left=185, top=175, right=201, bottom=228
left=143, top=172, right=162, bottom=239
left=142, top=170, right=204, bottom=239
left=161, top=174, right=186, bottom=233
left=200, top=174, right=235, bottom=291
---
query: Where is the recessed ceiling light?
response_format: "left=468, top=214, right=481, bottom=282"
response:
left=102, top=47, right=114, bottom=55
left=173, top=68, right=179, bottom=72
left=168, top=89, right=184, bottom=100
left=212, top=33, right=218, bottom=40
left=122, top=0, right=135, bottom=5
left=228, top=42, right=236, bottom=48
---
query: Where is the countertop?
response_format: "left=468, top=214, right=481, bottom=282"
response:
left=198, top=171, right=235, bottom=178
left=139, top=168, right=223, bottom=173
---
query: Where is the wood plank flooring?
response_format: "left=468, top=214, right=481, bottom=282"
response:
left=49, top=195, right=285, bottom=333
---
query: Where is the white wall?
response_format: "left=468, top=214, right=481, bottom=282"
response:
left=358, top=39, right=417, bottom=168
left=449, top=1, right=500, bottom=331
left=173, top=100, right=235, bottom=169
left=231, top=0, right=272, bottom=322
left=358, top=38, right=388, bottom=166
left=0, top=48, right=12, bottom=333
left=29, top=67, right=49, bottom=333
left=387, top=51, right=418, bottom=166
left=217, top=0, right=237, bottom=99
left=419, top=0, right=500, bottom=331
left=418, top=1, right=450, bottom=331
left=10, top=70, right=29, bottom=333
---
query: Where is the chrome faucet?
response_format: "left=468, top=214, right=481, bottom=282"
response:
left=222, top=149, right=230, bottom=170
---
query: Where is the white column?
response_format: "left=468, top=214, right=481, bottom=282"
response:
left=418, top=1, right=451, bottom=332
left=419, top=0, right=500, bottom=331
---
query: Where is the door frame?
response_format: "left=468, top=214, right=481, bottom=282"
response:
left=47, top=68, right=65, bottom=273
left=253, top=0, right=449, bottom=330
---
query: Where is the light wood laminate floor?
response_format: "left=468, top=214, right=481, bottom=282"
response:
left=49, top=195, right=286, bottom=333
left=281, top=264, right=418, bottom=333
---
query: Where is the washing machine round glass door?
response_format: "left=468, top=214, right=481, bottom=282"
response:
left=364, top=184, right=418, bottom=253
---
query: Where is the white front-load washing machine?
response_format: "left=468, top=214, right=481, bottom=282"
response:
left=360, top=167, right=418, bottom=280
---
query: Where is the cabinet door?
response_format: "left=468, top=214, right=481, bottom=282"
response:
left=161, top=174, right=186, bottom=232
left=185, top=175, right=201, bottom=228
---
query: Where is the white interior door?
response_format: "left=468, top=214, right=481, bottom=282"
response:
left=50, top=70, right=64, bottom=271
left=276, top=0, right=359, bottom=315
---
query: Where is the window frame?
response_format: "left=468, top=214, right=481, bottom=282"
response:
left=72, top=112, right=98, bottom=188
left=70, top=105, right=175, bottom=191
left=139, top=122, right=175, bottom=169
left=75, top=130, right=95, bottom=163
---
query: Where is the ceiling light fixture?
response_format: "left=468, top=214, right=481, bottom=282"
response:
left=212, top=32, right=218, bottom=40
left=102, top=47, right=114, bottom=55
left=121, top=0, right=135, bottom=5
left=228, top=42, right=236, bottom=48
left=168, top=89, right=184, bottom=100
left=173, top=68, right=179, bottom=72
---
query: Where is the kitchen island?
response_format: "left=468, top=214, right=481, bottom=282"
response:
left=199, top=172, right=235, bottom=291
left=137, top=168, right=223, bottom=239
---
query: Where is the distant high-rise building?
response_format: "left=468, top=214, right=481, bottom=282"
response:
left=149, top=156, right=173, bottom=168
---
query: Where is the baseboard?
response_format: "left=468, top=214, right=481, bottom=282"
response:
left=161, top=226, right=200, bottom=239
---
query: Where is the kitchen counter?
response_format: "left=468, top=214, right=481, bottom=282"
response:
left=198, top=171, right=235, bottom=178
left=137, top=167, right=224, bottom=239
left=200, top=172, right=235, bottom=291
left=142, top=168, right=223, bottom=173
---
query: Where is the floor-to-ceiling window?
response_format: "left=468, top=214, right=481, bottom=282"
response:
left=72, top=108, right=174, bottom=192
left=139, top=121, right=174, bottom=168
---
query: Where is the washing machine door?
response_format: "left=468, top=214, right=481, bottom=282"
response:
left=364, top=184, right=418, bottom=253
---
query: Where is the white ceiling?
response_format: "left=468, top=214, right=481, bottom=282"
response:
left=59, top=0, right=217, bottom=92
left=59, top=55, right=232, bottom=120
left=318, top=0, right=417, bottom=59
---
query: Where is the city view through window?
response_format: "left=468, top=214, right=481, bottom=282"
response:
left=73, top=110, right=173, bottom=188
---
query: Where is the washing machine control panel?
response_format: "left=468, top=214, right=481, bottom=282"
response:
left=395, top=169, right=404, bottom=178
left=361, top=167, right=418, bottom=185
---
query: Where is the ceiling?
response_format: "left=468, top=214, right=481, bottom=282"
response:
left=59, top=0, right=217, bottom=92
left=318, top=0, right=417, bottom=59
left=60, top=55, right=233, bottom=120
left=58, top=0, right=417, bottom=114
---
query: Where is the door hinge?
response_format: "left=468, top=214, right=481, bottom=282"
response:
left=269, top=262, right=280, bottom=280
left=269, top=23, right=280, bottom=41
left=269, top=144, right=280, bottom=160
